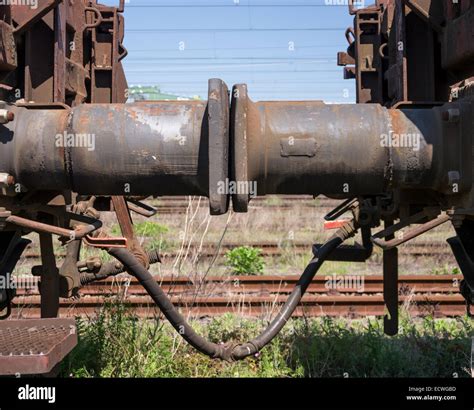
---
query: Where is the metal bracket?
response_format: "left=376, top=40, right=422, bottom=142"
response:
left=313, top=225, right=373, bottom=262
left=83, top=234, right=127, bottom=249
left=324, top=198, right=358, bottom=221
left=383, top=219, right=399, bottom=336
left=58, top=240, right=82, bottom=298
left=127, top=199, right=157, bottom=217
left=1, top=211, right=102, bottom=242
left=112, top=196, right=149, bottom=267
left=84, top=6, right=103, bottom=29
left=372, top=211, right=450, bottom=250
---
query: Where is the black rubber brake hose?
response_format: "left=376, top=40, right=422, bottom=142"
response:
left=107, top=221, right=356, bottom=361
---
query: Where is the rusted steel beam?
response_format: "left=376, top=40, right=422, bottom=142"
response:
left=0, top=20, right=17, bottom=71
left=383, top=220, right=398, bottom=336
left=442, top=7, right=474, bottom=72
left=11, top=0, right=60, bottom=35
left=38, top=231, right=59, bottom=318
left=53, top=1, right=66, bottom=103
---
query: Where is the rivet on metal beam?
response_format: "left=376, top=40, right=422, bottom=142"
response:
left=442, top=108, right=460, bottom=123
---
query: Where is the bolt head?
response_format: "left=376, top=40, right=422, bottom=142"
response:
left=448, top=170, right=460, bottom=184
left=443, top=108, right=460, bottom=123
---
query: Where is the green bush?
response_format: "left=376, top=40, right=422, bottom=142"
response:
left=225, top=246, right=265, bottom=275
left=134, top=221, right=169, bottom=237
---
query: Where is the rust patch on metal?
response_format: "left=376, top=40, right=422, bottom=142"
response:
left=0, top=318, right=77, bottom=375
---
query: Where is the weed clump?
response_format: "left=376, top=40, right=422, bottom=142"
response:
left=61, top=302, right=473, bottom=378
left=225, top=246, right=265, bottom=275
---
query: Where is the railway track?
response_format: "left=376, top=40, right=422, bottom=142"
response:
left=19, top=241, right=454, bottom=261
left=10, top=274, right=467, bottom=319
left=150, top=196, right=337, bottom=214
left=158, top=242, right=453, bottom=259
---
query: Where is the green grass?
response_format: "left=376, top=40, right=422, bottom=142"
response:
left=111, top=221, right=169, bottom=237
left=264, top=196, right=284, bottom=206
left=430, top=265, right=461, bottom=276
left=61, top=303, right=473, bottom=378
left=143, top=237, right=174, bottom=253
left=225, top=246, right=265, bottom=275
left=109, top=221, right=173, bottom=253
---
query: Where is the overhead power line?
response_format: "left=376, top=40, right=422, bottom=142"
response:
left=127, top=28, right=346, bottom=33
left=128, top=81, right=346, bottom=86
left=131, top=45, right=343, bottom=52
left=125, top=4, right=350, bottom=8
left=126, top=57, right=337, bottom=61
left=127, top=69, right=341, bottom=73
left=126, top=57, right=340, bottom=62
left=124, top=59, right=338, bottom=68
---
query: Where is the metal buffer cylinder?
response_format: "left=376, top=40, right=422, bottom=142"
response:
left=230, top=84, right=458, bottom=212
left=0, top=80, right=468, bottom=214
left=1, top=80, right=230, bottom=215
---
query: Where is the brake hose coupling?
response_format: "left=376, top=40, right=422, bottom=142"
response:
left=334, top=219, right=358, bottom=242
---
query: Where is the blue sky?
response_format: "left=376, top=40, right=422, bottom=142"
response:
left=101, top=0, right=358, bottom=102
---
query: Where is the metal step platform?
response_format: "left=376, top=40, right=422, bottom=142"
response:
left=0, top=318, right=77, bottom=376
